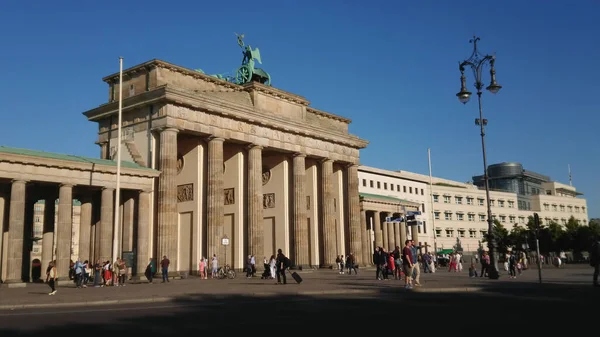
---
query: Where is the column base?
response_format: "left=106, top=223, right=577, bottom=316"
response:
left=319, top=264, right=334, bottom=269
left=0, top=281, right=27, bottom=288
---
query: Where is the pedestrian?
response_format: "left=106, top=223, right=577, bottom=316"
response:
left=46, top=261, right=57, bottom=295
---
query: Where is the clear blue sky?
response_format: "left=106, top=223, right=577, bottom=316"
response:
left=0, top=1, right=598, bottom=217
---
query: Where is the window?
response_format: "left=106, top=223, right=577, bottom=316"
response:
left=519, top=217, right=525, bottom=224
left=457, top=213, right=464, bottom=221
left=129, top=84, right=135, bottom=96
left=362, top=179, right=366, bottom=187
left=490, top=200, right=495, bottom=206
left=568, top=206, right=573, bottom=212
left=390, top=184, right=394, bottom=191
left=455, top=197, right=463, bottom=205
left=575, top=206, right=580, bottom=213
left=478, top=198, right=484, bottom=206
left=433, top=195, right=439, bottom=203
left=396, top=184, right=400, bottom=191
left=384, top=182, right=387, bottom=190
left=434, top=212, right=440, bottom=220
left=583, top=206, right=586, bottom=212
left=370, top=180, right=374, bottom=188
left=458, top=230, right=465, bottom=238
left=444, top=212, right=452, bottom=220
left=468, top=214, right=475, bottom=221
left=469, top=230, right=477, bottom=238
left=544, top=204, right=549, bottom=211
left=445, top=229, right=453, bottom=237
left=552, top=204, right=557, bottom=211
left=498, top=200, right=505, bottom=208
left=421, top=189, right=424, bottom=195
left=409, top=187, right=413, bottom=193
left=403, top=186, right=407, bottom=193
left=443, top=196, right=451, bottom=203
left=480, top=230, right=487, bottom=237
left=377, top=182, right=381, bottom=189
left=509, top=216, right=516, bottom=223
left=35, top=217, right=40, bottom=223
left=466, top=197, right=474, bottom=205
left=500, top=215, right=506, bottom=223
left=435, top=229, right=442, bottom=238
left=479, top=214, right=486, bottom=222
left=560, top=205, right=565, bottom=212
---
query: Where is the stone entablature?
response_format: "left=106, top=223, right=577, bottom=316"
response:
left=0, top=152, right=158, bottom=190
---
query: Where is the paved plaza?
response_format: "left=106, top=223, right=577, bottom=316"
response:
left=0, top=264, right=598, bottom=335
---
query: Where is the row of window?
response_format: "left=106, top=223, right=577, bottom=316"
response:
left=362, top=179, right=425, bottom=196
left=434, top=228, right=487, bottom=238
left=433, top=195, right=516, bottom=208
left=434, top=211, right=587, bottom=226
left=543, top=203, right=585, bottom=213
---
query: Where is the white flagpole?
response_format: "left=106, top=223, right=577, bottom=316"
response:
left=568, top=164, right=572, bottom=186
left=428, top=148, right=437, bottom=254
left=112, top=57, right=123, bottom=263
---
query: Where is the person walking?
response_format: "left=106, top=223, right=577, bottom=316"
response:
left=275, top=248, right=288, bottom=285
left=160, top=255, right=170, bottom=283
left=46, top=261, right=57, bottom=295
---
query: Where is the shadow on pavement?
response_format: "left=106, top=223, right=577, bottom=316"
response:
left=0, top=281, right=597, bottom=336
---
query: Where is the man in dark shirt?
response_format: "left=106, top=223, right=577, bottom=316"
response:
left=402, top=240, right=414, bottom=289
left=276, top=249, right=288, bottom=284
left=160, top=255, right=170, bottom=283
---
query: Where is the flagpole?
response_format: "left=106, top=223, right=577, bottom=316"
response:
left=428, top=148, right=437, bottom=254
left=112, top=57, right=123, bottom=263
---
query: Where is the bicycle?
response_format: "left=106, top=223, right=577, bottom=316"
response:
left=218, top=264, right=236, bottom=279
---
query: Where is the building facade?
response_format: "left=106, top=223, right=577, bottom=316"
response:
left=358, top=163, right=589, bottom=254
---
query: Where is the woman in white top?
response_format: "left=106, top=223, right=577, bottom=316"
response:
left=46, top=261, right=57, bottom=295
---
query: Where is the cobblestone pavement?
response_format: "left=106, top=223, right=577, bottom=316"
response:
left=0, top=264, right=596, bottom=310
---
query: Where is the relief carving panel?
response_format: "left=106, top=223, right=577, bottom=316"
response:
left=224, top=188, right=235, bottom=205
left=177, top=183, right=194, bottom=202
left=263, top=193, right=275, bottom=209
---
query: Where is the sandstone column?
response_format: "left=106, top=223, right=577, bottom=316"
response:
left=206, top=137, right=225, bottom=261
left=320, top=159, right=336, bottom=267
left=400, top=216, right=408, bottom=249
left=247, top=145, right=263, bottom=261
left=411, top=224, right=420, bottom=244
left=373, top=211, right=382, bottom=249
left=122, top=195, right=135, bottom=252
left=99, top=187, right=114, bottom=262
left=78, top=196, right=93, bottom=262
left=394, top=222, right=401, bottom=250
left=6, top=180, right=27, bottom=283
left=42, top=197, right=55, bottom=270
left=360, top=209, right=370, bottom=266
left=293, top=153, right=308, bottom=268
left=98, top=141, right=108, bottom=160
left=382, top=217, right=389, bottom=250
left=56, top=184, right=73, bottom=279
left=347, top=164, right=362, bottom=265
left=0, top=192, right=6, bottom=281
left=157, top=127, right=179, bottom=272
left=136, top=190, right=151, bottom=276
left=387, top=222, right=394, bottom=251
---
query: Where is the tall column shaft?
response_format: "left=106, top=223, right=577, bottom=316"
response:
left=321, top=159, right=336, bottom=267
left=136, top=191, right=151, bottom=275
left=347, top=164, right=362, bottom=265
left=411, top=225, right=420, bottom=244
left=394, top=222, right=401, bottom=250
left=6, top=180, right=26, bottom=282
left=373, top=211, right=382, bottom=249
left=382, top=220, right=389, bottom=250
left=400, top=218, right=408, bottom=250
left=207, top=137, right=225, bottom=261
left=360, top=209, right=369, bottom=266
left=247, top=145, right=263, bottom=260
left=99, top=188, right=114, bottom=262
left=42, top=198, right=55, bottom=269
left=157, top=127, right=179, bottom=270
left=293, top=154, right=308, bottom=267
left=0, top=192, right=6, bottom=281
left=387, top=222, right=394, bottom=252
left=122, top=195, right=135, bottom=252
left=56, top=184, right=73, bottom=279
left=78, top=197, right=93, bottom=262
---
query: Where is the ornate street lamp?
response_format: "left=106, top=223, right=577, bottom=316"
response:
left=456, top=36, right=502, bottom=279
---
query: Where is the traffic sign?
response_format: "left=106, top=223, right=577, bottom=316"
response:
left=222, top=237, right=230, bottom=246
left=407, top=211, right=422, bottom=216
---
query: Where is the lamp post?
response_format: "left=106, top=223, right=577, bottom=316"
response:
left=456, top=36, right=502, bottom=279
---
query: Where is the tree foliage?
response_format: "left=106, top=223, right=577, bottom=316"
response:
left=483, top=216, right=600, bottom=256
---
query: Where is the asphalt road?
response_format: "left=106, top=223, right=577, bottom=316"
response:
left=0, top=281, right=597, bottom=336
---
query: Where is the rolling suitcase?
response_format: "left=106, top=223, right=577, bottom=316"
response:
left=288, top=269, right=302, bottom=284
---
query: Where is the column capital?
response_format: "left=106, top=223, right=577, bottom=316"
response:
left=207, top=136, right=225, bottom=143
left=247, top=144, right=263, bottom=150
left=293, top=152, right=306, bottom=158
left=11, top=179, right=28, bottom=184
left=160, top=127, right=180, bottom=134
left=319, top=158, right=333, bottom=164
left=102, top=187, right=115, bottom=191
left=95, top=140, right=108, bottom=145
left=59, top=183, right=74, bottom=188
left=345, top=162, right=359, bottom=169
left=139, top=189, right=152, bottom=194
